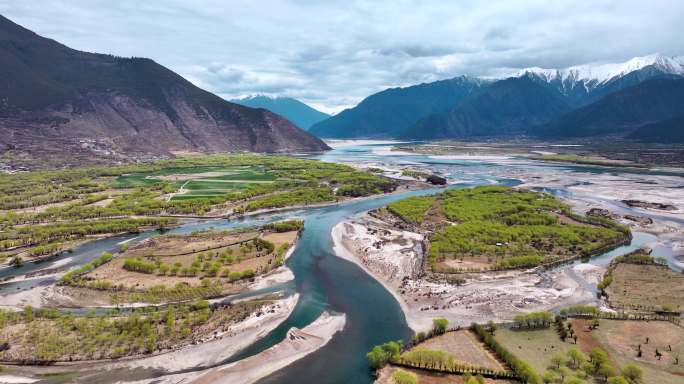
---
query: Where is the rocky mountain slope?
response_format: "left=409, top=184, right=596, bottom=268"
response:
left=405, top=77, right=571, bottom=139
left=0, top=15, right=328, bottom=164
left=309, top=76, right=489, bottom=138
left=310, top=54, right=683, bottom=142
left=533, top=78, right=684, bottom=139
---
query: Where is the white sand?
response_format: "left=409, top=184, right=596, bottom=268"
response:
left=123, top=311, right=346, bottom=384
left=0, top=375, right=39, bottom=383
left=247, top=267, right=294, bottom=291
left=114, top=294, right=299, bottom=372
left=332, top=217, right=598, bottom=333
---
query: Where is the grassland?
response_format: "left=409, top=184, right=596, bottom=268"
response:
left=385, top=186, right=628, bottom=272
left=0, top=154, right=394, bottom=265
left=494, top=317, right=684, bottom=384
left=495, top=327, right=573, bottom=374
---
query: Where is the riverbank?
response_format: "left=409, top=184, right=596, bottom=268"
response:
left=331, top=216, right=607, bottom=333
left=124, top=311, right=346, bottom=384
left=115, top=293, right=300, bottom=372
left=0, top=223, right=302, bottom=310
left=0, top=294, right=299, bottom=382
left=514, top=167, right=684, bottom=269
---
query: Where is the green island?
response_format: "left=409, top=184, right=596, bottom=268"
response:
left=383, top=186, right=629, bottom=273
left=0, top=296, right=280, bottom=363
left=0, top=154, right=397, bottom=266
left=58, top=220, right=302, bottom=305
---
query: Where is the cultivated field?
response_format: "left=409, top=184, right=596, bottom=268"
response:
left=604, top=263, right=684, bottom=312
left=410, top=330, right=506, bottom=371
left=575, top=318, right=684, bottom=384
left=495, top=327, right=573, bottom=374
left=495, top=319, right=684, bottom=384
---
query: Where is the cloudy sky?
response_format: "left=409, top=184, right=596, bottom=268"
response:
left=1, top=0, right=683, bottom=113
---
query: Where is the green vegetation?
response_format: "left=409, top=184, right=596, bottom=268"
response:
left=470, top=323, right=541, bottom=383
left=387, top=186, right=627, bottom=272
left=432, top=317, right=449, bottom=334
left=392, top=369, right=418, bottom=384
left=61, top=252, right=113, bottom=284
left=387, top=196, right=436, bottom=224
left=560, top=305, right=600, bottom=318
left=109, top=282, right=226, bottom=304
left=241, top=187, right=335, bottom=212
left=401, top=169, right=430, bottom=179
left=1, top=217, right=173, bottom=253
left=0, top=154, right=392, bottom=264
left=0, top=299, right=272, bottom=362
left=400, top=348, right=458, bottom=369
left=366, top=340, right=403, bottom=369
left=512, top=312, right=555, bottom=329
left=262, top=219, right=304, bottom=232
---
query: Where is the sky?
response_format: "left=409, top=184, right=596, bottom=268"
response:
left=1, top=0, right=683, bottom=114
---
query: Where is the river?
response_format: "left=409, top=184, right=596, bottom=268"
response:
left=1, top=141, right=681, bottom=384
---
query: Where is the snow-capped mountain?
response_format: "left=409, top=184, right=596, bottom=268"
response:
left=519, top=54, right=684, bottom=84
left=518, top=54, right=684, bottom=106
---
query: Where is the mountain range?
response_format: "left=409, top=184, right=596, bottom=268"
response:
left=311, top=54, right=684, bottom=142
left=230, top=95, right=329, bottom=130
left=309, top=76, right=489, bottom=138
left=0, top=15, right=328, bottom=163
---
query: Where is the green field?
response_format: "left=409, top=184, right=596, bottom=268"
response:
left=0, top=154, right=395, bottom=261
left=114, top=165, right=281, bottom=200
left=495, top=327, right=573, bottom=374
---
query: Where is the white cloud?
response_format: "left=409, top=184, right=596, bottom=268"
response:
left=1, top=0, right=682, bottom=113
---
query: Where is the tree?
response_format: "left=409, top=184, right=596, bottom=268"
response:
left=392, top=369, right=417, bottom=384
left=366, top=346, right=388, bottom=369
left=23, top=306, right=34, bottom=322
left=366, top=341, right=403, bottom=369
left=542, top=370, right=557, bottom=384
left=565, top=377, right=588, bottom=384
left=590, top=347, right=611, bottom=374
left=557, top=367, right=572, bottom=382
left=432, top=317, right=448, bottom=334
left=551, top=353, right=566, bottom=369
left=622, top=364, right=643, bottom=384
left=607, top=377, right=629, bottom=384
left=487, top=320, right=497, bottom=335
left=567, top=348, right=586, bottom=369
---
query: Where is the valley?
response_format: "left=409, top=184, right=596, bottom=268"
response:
left=0, top=6, right=683, bottom=384
left=0, top=142, right=682, bottom=384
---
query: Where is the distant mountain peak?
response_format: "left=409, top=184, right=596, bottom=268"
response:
left=234, top=94, right=281, bottom=101
left=230, top=95, right=329, bottom=130
left=518, top=54, right=684, bottom=86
